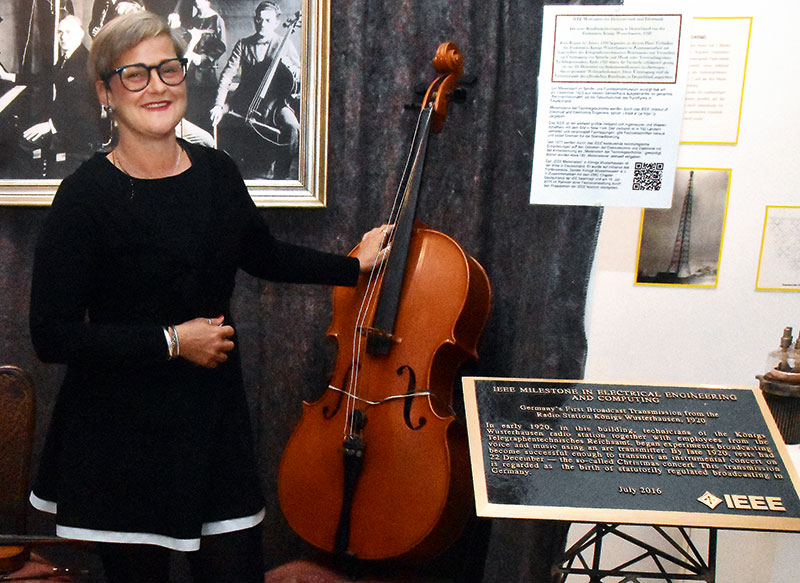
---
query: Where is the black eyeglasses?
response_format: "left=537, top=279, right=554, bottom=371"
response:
left=102, top=57, right=188, bottom=92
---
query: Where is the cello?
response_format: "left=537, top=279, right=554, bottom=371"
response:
left=277, top=42, right=491, bottom=561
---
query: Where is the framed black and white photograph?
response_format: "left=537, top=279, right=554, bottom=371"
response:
left=635, top=167, right=731, bottom=288
left=0, top=0, right=329, bottom=206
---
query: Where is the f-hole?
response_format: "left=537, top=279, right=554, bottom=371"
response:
left=397, top=365, right=426, bottom=430
left=323, top=364, right=352, bottom=419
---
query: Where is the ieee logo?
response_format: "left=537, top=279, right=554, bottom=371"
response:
left=697, top=491, right=723, bottom=510
left=697, top=491, right=786, bottom=512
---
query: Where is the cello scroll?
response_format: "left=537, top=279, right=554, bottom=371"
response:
left=423, top=42, right=464, bottom=133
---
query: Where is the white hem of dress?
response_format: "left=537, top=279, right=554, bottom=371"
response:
left=29, top=491, right=265, bottom=551
left=30, top=491, right=58, bottom=514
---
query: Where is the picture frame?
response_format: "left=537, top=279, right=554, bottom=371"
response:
left=0, top=0, right=329, bottom=207
left=635, top=167, right=731, bottom=288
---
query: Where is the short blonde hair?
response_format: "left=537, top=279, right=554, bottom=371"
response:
left=90, top=10, right=186, bottom=84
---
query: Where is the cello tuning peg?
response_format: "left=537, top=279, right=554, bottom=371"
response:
left=450, top=87, right=467, bottom=104
left=411, top=73, right=474, bottom=98
left=405, top=68, right=476, bottom=111
left=459, top=74, right=478, bottom=86
left=413, top=82, right=429, bottom=96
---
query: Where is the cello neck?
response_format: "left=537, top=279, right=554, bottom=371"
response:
left=366, top=104, right=435, bottom=355
left=360, top=42, right=464, bottom=356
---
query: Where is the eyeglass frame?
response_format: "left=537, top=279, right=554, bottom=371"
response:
left=101, top=57, right=188, bottom=92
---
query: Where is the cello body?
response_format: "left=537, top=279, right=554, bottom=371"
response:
left=278, top=224, right=490, bottom=560
left=277, top=42, right=491, bottom=561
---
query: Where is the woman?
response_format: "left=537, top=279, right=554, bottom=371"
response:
left=28, top=11, right=386, bottom=583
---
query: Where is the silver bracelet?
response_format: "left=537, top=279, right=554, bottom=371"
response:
left=163, top=326, right=178, bottom=360
left=171, top=325, right=180, bottom=358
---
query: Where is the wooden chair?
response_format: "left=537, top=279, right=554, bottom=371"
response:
left=0, top=365, right=36, bottom=534
left=0, top=366, right=94, bottom=579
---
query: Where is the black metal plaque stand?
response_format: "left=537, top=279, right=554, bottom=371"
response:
left=552, top=524, right=717, bottom=583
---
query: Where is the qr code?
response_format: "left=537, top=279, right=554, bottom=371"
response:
left=632, top=162, right=664, bottom=191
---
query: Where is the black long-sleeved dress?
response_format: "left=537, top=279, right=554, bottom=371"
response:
left=28, top=140, right=359, bottom=550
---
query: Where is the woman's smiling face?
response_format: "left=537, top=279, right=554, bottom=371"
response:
left=99, top=34, right=187, bottom=143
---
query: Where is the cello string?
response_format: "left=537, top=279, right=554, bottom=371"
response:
left=345, top=104, right=432, bottom=420
left=343, top=101, right=435, bottom=438
left=343, top=104, right=435, bottom=439
left=343, top=108, right=434, bottom=440
left=348, top=102, right=434, bottom=383
left=343, top=190, right=401, bottom=437
left=327, top=384, right=454, bottom=415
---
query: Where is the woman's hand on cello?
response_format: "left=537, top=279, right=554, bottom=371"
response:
left=356, top=224, right=392, bottom=273
left=174, top=316, right=235, bottom=368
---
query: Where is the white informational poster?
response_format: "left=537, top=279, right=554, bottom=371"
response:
left=530, top=6, right=691, bottom=207
left=680, top=17, right=753, bottom=144
left=756, top=206, right=800, bottom=291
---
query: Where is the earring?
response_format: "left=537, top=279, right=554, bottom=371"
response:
left=101, top=105, right=116, bottom=149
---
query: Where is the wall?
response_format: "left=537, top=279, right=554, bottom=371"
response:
left=583, top=1, right=800, bottom=580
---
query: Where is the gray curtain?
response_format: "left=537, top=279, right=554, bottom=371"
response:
left=0, top=1, right=609, bottom=581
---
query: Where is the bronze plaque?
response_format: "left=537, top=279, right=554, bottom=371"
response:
left=462, top=377, right=800, bottom=531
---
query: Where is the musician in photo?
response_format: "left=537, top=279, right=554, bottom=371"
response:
left=89, top=0, right=145, bottom=37
left=0, top=60, right=18, bottom=84
left=181, top=0, right=226, bottom=133
left=19, top=14, right=101, bottom=177
left=91, top=0, right=187, bottom=38
left=210, top=1, right=301, bottom=180
left=145, top=0, right=184, bottom=21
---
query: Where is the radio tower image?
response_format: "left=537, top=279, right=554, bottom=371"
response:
left=656, top=170, right=694, bottom=283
